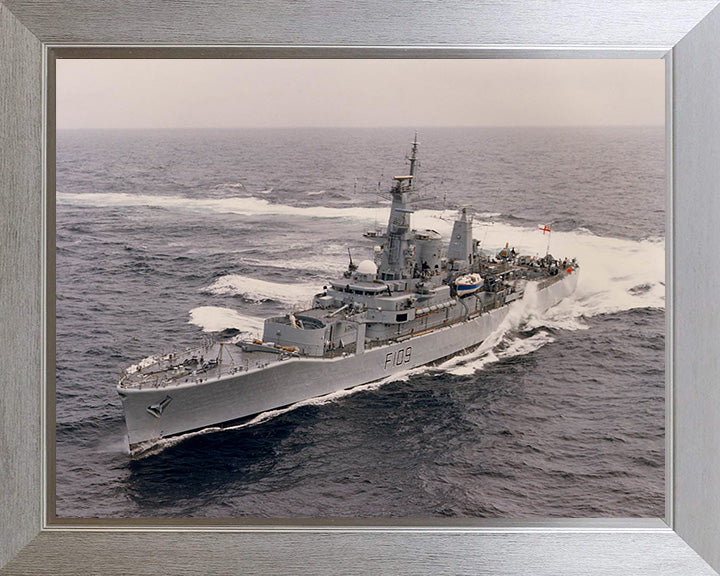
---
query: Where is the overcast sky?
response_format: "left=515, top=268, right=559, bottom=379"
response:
left=56, top=59, right=664, bottom=129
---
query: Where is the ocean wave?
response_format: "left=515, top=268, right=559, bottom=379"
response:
left=440, top=330, right=556, bottom=377
left=202, top=274, right=321, bottom=306
left=188, top=306, right=264, bottom=335
left=56, top=191, right=665, bottom=321
left=239, top=255, right=346, bottom=276
left=57, top=191, right=379, bottom=222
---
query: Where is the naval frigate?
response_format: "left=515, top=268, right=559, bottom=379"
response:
left=118, top=135, right=579, bottom=456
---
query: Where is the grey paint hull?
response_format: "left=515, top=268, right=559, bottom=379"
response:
left=119, top=272, right=577, bottom=450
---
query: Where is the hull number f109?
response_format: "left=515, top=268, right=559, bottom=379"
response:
left=384, top=347, right=412, bottom=370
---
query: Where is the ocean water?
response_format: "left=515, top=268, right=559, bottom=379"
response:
left=55, top=126, right=665, bottom=518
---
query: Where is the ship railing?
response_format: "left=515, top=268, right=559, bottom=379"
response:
left=323, top=343, right=357, bottom=358
left=536, top=273, right=565, bottom=291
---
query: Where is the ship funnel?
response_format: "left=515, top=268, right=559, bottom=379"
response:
left=446, top=207, right=474, bottom=270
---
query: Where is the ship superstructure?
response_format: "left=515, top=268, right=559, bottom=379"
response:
left=118, top=135, right=578, bottom=455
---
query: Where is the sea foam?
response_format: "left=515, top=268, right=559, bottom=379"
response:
left=203, top=275, right=320, bottom=306
left=188, top=306, right=264, bottom=335
left=58, top=191, right=665, bottom=322
left=57, top=191, right=378, bottom=222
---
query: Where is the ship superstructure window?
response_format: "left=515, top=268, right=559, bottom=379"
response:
left=396, top=313, right=408, bottom=322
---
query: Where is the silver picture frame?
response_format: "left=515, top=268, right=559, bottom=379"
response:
left=2, top=1, right=720, bottom=574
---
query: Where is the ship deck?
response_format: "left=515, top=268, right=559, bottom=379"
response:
left=117, top=342, right=287, bottom=391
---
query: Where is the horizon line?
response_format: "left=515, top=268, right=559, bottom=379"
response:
left=56, top=124, right=665, bottom=131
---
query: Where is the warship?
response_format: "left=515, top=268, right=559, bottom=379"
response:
left=118, top=136, right=579, bottom=455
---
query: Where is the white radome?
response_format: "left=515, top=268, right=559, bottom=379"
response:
left=357, top=260, right=378, bottom=275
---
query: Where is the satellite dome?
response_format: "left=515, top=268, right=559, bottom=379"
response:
left=357, top=260, right=378, bottom=275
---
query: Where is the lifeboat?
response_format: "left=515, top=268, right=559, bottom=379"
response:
left=454, top=273, right=484, bottom=296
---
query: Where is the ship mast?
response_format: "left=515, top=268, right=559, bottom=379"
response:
left=377, top=136, right=419, bottom=281
left=408, top=131, right=419, bottom=185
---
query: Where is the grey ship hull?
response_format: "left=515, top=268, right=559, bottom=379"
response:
left=119, top=271, right=577, bottom=453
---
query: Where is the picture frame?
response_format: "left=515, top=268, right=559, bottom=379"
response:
left=2, top=1, right=720, bottom=574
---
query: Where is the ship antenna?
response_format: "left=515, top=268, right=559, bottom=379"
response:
left=348, top=247, right=357, bottom=271
left=408, top=131, right=419, bottom=188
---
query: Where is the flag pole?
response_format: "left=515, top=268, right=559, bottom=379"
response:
left=539, top=224, right=552, bottom=257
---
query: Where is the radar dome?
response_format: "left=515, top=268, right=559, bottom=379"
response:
left=357, top=260, right=378, bottom=275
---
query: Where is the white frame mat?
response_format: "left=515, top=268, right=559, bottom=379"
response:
left=2, top=1, right=720, bottom=574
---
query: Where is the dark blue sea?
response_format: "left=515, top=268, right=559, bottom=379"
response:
left=55, top=126, right=665, bottom=518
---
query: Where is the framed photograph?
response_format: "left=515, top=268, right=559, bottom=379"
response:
left=2, top=1, right=720, bottom=575
left=51, top=57, right=666, bottom=522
